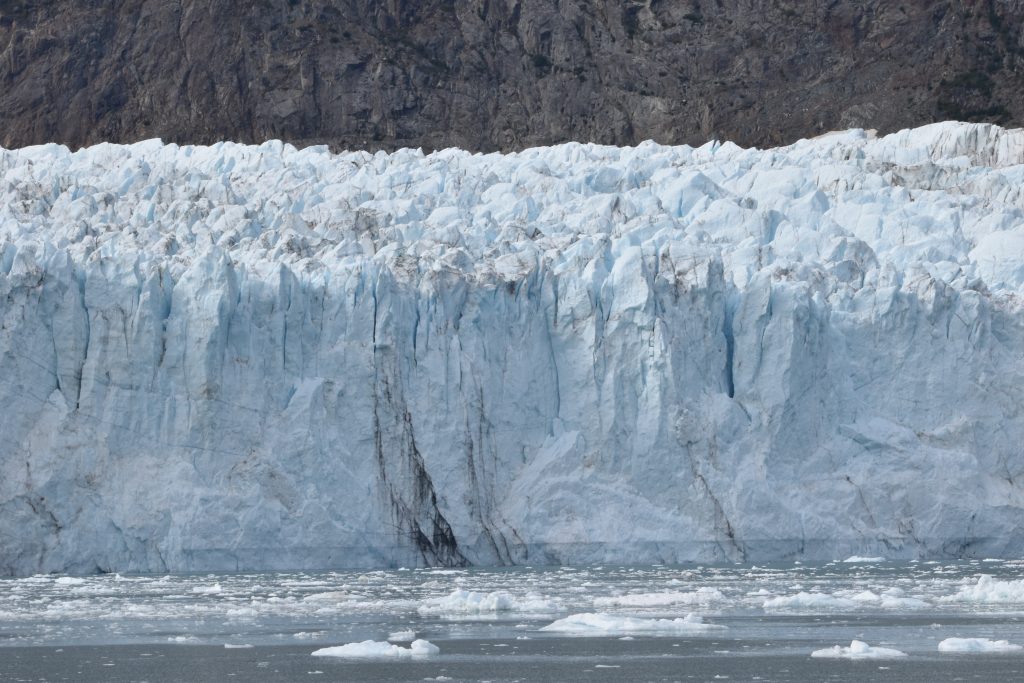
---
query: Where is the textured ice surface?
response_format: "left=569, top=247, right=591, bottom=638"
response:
left=417, top=589, right=561, bottom=615
left=2, top=562, right=1024, bottom=647
left=937, top=637, right=1023, bottom=653
left=762, top=592, right=860, bottom=611
left=539, top=612, right=726, bottom=635
left=311, top=639, right=439, bottom=658
left=811, top=640, right=907, bottom=660
left=592, top=588, right=724, bottom=607
left=388, top=630, right=416, bottom=642
left=940, top=575, right=1024, bottom=604
left=2, top=122, right=1024, bottom=574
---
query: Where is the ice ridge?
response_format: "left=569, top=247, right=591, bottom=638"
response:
left=1, top=122, right=1024, bottom=574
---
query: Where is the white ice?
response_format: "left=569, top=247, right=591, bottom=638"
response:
left=311, top=639, right=440, bottom=658
left=940, top=576, right=1024, bottom=605
left=762, top=592, right=858, bottom=611
left=593, top=588, right=724, bottom=607
left=810, top=640, right=908, bottom=660
left=539, top=612, right=726, bottom=635
left=417, top=590, right=561, bottom=615
left=388, top=630, right=416, bottom=642
left=937, top=637, right=1023, bottom=653
left=842, top=556, right=885, bottom=563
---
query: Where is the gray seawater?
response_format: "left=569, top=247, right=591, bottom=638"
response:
left=2, top=561, right=1024, bottom=682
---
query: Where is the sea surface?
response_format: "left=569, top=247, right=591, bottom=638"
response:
left=2, top=560, right=1024, bottom=682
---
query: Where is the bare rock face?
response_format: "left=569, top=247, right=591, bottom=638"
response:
left=1, top=1, right=1023, bottom=152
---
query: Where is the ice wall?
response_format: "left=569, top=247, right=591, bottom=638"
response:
left=2, top=123, right=1024, bottom=575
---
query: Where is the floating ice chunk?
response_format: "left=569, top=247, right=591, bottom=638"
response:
left=594, top=588, right=724, bottom=607
left=762, top=592, right=858, bottom=611
left=539, top=613, right=726, bottom=635
left=940, top=575, right=1024, bottom=604
left=850, top=590, right=929, bottom=610
left=388, top=630, right=416, bottom=642
left=53, top=577, right=86, bottom=586
left=418, top=589, right=560, bottom=615
left=842, top=556, right=886, bottom=563
left=311, top=639, right=440, bottom=658
left=880, top=596, right=930, bottom=610
left=224, top=644, right=254, bottom=649
left=302, top=591, right=363, bottom=603
left=192, top=583, right=222, bottom=595
left=811, top=640, right=907, bottom=660
left=938, top=638, right=1023, bottom=653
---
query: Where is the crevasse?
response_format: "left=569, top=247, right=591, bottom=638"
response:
left=1, top=122, right=1023, bottom=575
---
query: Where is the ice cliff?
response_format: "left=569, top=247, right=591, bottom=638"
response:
left=2, top=122, right=1024, bottom=575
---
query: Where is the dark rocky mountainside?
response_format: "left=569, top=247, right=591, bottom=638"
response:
left=1, top=0, right=1023, bottom=152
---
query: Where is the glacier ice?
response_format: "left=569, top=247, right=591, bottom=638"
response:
left=1, top=122, right=1024, bottom=575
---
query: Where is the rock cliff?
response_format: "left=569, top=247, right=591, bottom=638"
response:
left=1, top=1, right=1023, bottom=151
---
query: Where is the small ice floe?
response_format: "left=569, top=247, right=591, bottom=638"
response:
left=937, top=638, right=1023, bottom=653
left=850, top=588, right=930, bottom=610
left=539, top=613, right=726, bottom=635
left=594, top=588, right=724, bottom=607
left=940, top=575, right=1024, bottom=604
left=223, top=644, right=254, bottom=649
left=417, top=589, right=560, bottom=615
left=842, top=556, right=886, bottom=563
left=388, top=630, right=416, bottom=642
left=192, top=583, right=223, bottom=595
left=762, top=592, right=858, bottom=611
left=302, top=591, right=363, bottom=603
left=53, top=577, right=86, bottom=586
left=311, top=639, right=440, bottom=658
left=811, top=640, right=907, bottom=660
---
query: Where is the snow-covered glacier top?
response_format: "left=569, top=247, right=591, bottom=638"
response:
left=4, top=121, right=1024, bottom=297
left=2, top=122, right=1024, bottom=575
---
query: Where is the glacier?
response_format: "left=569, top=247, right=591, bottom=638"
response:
left=1, top=122, right=1023, bottom=575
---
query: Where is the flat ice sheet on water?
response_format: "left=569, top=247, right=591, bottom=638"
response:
left=938, top=638, right=1023, bottom=653
left=539, top=613, right=726, bottom=635
left=311, top=639, right=439, bottom=659
left=418, top=589, right=560, bottom=615
left=811, top=640, right=907, bottom=660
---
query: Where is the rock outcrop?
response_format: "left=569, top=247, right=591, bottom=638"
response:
left=1, top=1, right=1023, bottom=152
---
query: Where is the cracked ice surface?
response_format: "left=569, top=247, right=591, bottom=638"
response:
left=1, top=122, right=1024, bottom=574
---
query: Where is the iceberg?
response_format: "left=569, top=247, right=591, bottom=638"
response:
left=311, top=639, right=439, bottom=658
left=2, top=122, right=1024, bottom=575
left=937, top=637, right=1022, bottom=653
left=417, top=589, right=561, bottom=615
left=539, top=612, right=726, bottom=635
left=811, top=640, right=907, bottom=660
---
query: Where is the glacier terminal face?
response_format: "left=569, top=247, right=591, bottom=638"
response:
left=1, top=123, right=1024, bottom=575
